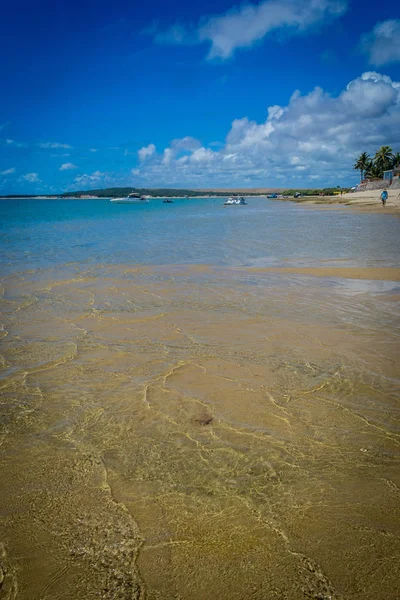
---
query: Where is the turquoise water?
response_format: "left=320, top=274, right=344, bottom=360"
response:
left=0, top=197, right=399, bottom=274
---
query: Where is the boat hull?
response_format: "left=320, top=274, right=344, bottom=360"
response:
left=110, top=198, right=149, bottom=204
left=224, top=199, right=247, bottom=205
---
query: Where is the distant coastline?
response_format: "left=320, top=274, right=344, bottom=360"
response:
left=0, top=185, right=350, bottom=200
left=2, top=188, right=399, bottom=215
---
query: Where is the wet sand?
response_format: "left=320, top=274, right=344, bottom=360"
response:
left=0, top=264, right=400, bottom=599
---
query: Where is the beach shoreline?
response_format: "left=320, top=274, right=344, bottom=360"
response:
left=2, top=188, right=400, bottom=214
left=279, top=189, right=400, bottom=215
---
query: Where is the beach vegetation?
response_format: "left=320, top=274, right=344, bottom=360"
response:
left=392, top=152, right=400, bottom=168
left=353, top=152, right=370, bottom=183
left=374, top=146, right=394, bottom=173
left=354, top=146, right=399, bottom=180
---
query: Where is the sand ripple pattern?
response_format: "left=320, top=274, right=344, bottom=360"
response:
left=0, top=264, right=399, bottom=599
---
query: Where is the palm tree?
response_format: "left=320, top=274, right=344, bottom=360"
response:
left=353, top=152, right=370, bottom=183
left=374, top=146, right=394, bottom=174
left=365, top=160, right=382, bottom=179
left=391, top=152, right=400, bottom=168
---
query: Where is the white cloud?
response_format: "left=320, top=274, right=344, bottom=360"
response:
left=146, top=0, right=348, bottom=59
left=360, top=19, right=400, bottom=66
left=138, top=143, right=156, bottom=161
left=341, top=76, right=398, bottom=117
left=162, top=148, right=175, bottom=165
left=59, top=162, right=77, bottom=171
left=200, top=0, right=347, bottom=59
left=132, top=72, right=400, bottom=187
left=22, top=173, right=40, bottom=183
left=38, top=142, right=72, bottom=149
left=190, top=147, right=216, bottom=162
left=171, top=136, right=201, bottom=152
left=4, top=138, right=26, bottom=148
left=140, top=138, right=203, bottom=166
left=0, top=168, right=15, bottom=175
left=73, top=170, right=106, bottom=187
left=360, top=71, right=400, bottom=89
left=89, top=148, right=98, bottom=152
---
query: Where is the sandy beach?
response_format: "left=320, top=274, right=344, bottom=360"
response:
left=289, top=188, right=400, bottom=215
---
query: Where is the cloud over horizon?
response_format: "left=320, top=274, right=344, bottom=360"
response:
left=135, top=71, right=400, bottom=188
left=38, top=142, right=72, bottom=149
left=73, top=171, right=108, bottom=188
left=22, top=173, right=40, bottom=183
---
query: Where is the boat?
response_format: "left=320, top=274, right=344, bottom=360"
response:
left=163, top=199, right=174, bottom=203
left=224, top=196, right=247, bottom=206
left=267, top=193, right=277, bottom=198
left=110, top=192, right=149, bottom=204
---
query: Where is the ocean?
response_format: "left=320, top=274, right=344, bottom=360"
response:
left=0, top=197, right=399, bottom=599
left=1, top=197, right=400, bottom=272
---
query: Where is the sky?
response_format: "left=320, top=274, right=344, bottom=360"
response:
left=0, top=0, right=399, bottom=193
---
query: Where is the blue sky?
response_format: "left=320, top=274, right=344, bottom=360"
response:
left=1, top=0, right=399, bottom=193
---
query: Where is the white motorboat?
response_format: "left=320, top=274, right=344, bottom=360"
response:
left=110, top=192, right=149, bottom=204
left=224, top=196, right=247, bottom=206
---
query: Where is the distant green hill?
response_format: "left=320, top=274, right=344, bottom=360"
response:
left=0, top=186, right=350, bottom=199
left=61, top=187, right=229, bottom=198
left=63, top=187, right=347, bottom=197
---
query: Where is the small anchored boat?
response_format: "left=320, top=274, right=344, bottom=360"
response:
left=224, top=196, right=247, bottom=206
left=110, top=193, right=149, bottom=204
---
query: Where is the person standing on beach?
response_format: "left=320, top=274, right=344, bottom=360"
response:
left=381, top=189, right=388, bottom=206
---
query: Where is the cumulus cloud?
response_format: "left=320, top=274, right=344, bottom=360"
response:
left=146, top=0, right=348, bottom=59
left=0, top=168, right=15, bottom=175
left=132, top=72, right=400, bottom=187
left=360, top=19, right=400, bottom=66
left=22, top=173, right=40, bottom=183
left=59, top=162, right=77, bottom=171
left=38, top=142, right=72, bottom=149
left=341, top=76, right=398, bottom=117
left=138, top=143, right=156, bottom=161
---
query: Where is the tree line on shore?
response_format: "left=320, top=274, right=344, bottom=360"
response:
left=61, top=187, right=348, bottom=198
left=1, top=187, right=351, bottom=199
left=354, top=146, right=400, bottom=182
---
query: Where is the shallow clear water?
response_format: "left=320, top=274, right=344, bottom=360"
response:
left=0, top=199, right=400, bottom=600
left=1, top=197, right=399, bottom=273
